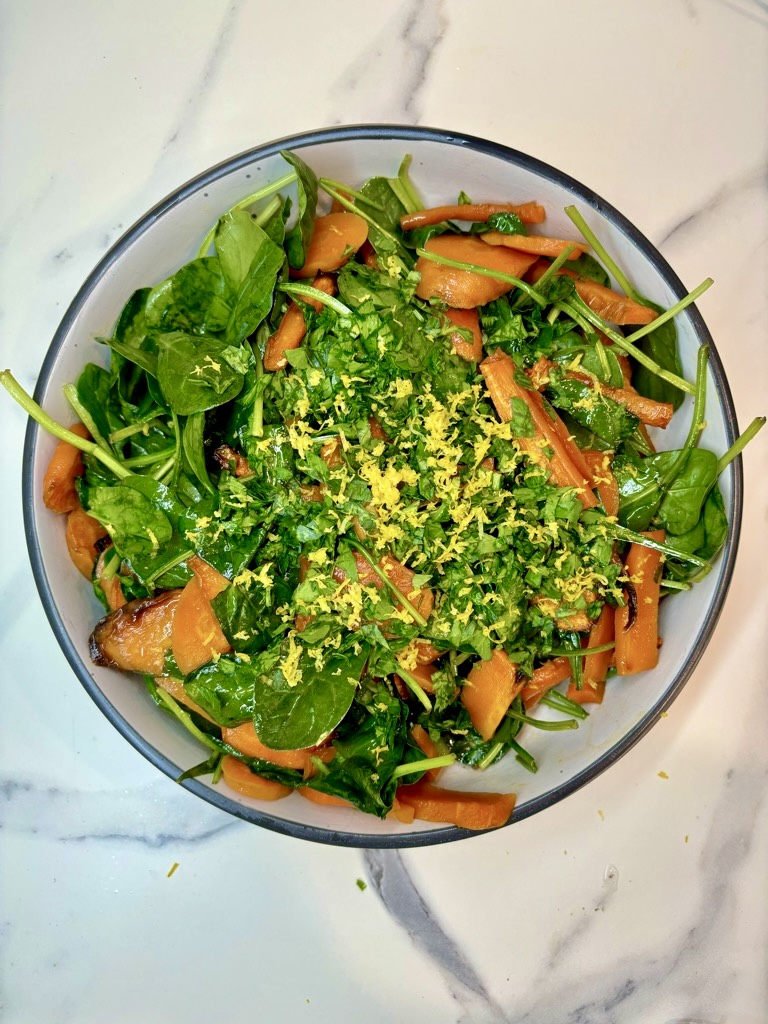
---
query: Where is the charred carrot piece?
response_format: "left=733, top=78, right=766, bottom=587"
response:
left=396, top=780, right=516, bottom=830
left=462, top=649, right=522, bottom=741
left=615, top=530, right=665, bottom=675
left=42, top=422, right=90, bottom=513
left=567, top=603, right=615, bottom=705
left=521, top=657, right=573, bottom=709
left=529, top=264, right=657, bottom=325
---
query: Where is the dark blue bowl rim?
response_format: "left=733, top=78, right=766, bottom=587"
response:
left=22, top=123, right=743, bottom=849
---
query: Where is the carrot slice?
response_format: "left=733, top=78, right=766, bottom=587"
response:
left=415, top=235, right=537, bottom=308
left=600, top=384, right=674, bottom=428
left=333, top=550, right=434, bottom=623
left=65, top=504, right=109, bottom=578
left=293, top=213, right=368, bottom=278
left=89, top=590, right=182, bottom=676
left=529, top=263, right=657, bottom=325
left=187, top=554, right=229, bottom=600
left=462, top=649, right=522, bottom=741
left=443, top=307, right=483, bottom=362
left=480, top=349, right=598, bottom=508
left=171, top=575, right=231, bottom=676
left=222, top=721, right=317, bottom=771
left=220, top=755, right=292, bottom=801
left=299, top=787, right=353, bottom=808
left=42, top=422, right=90, bottom=513
left=521, top=657, right=573, bottom=709
left=582, top=450, right=620, bottom=518
left=567, top=603, right=615, bottom=705
left=482, top=232, right=586, bottom=260
left=264, top=273, right=337, bottom=371
left=615, top=530, right=665, bottom=675
left=401, top=202, right=545, bottom=231
left=396, top=781, right=516, bottom=830
left=411, top=724, right=445, bottom=782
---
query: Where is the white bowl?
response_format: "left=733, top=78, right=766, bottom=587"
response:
left=23, top=126, right=742, bottom=847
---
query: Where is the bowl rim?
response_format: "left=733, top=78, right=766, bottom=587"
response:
left=22, top=123, right=743, bottom=848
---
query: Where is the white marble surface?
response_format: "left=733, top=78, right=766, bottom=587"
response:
left=1, top=1, right=767, bottom=1021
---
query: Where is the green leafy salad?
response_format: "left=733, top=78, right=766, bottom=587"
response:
left=3, top=150, right=763, bottom=829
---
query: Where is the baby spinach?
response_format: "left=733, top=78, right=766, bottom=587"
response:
left=657, top=448, right=718, bottom=535
left=184, top=654, right=256, bottom=727
left=157, top=333, right=244, bottom=415
left=547, top=375, right=639, bottom=448
left=86, top=483, right=173, bottom=558
left=281, top=150, right=318, bottom=270
left=146, top=257, right=232, bottom=335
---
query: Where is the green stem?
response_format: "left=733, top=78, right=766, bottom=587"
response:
left=393, top=664, right=432, bottom=712
left=540, top=690, right=590, bottom=720
left=346, top=539, right=428, bottom=629
left=505, top=708, right=579, bottom=731
left=250, top=349, right=264, bottom=438
left=123, top=445, right=176, bottom=468
left=528, top=244, right=577, bottom=292
left=253, top=194, right=282, bottom=228
left=278, top=282, right=352, bottom=316
left=604, top=522, right=709, bottom=569
left=559, top=298, right=696, bottom=395
left=153, top=685, right=221, bottom=754
left=1, top=370, right=132, bottom=479
left=545, top=641, right=615, bottom=658
left=564, top=205, right=640, bottom=301
left=144, top=548, right=195, bottom=588
left=392, top=754, right=455, bottom=780
left=318, top=177, right=386, bottom=211
left=196, top=171, right=297, bottom=257
left=109, top=416, right=165, bottom=443
left=389, top=155, right=423, bottom=215
left=477, top=742, right=505, bottom=771
left=63, top=383, right=113, bottom=454
left=717, top=416, right=766, bottom=476
left=415, top=247, right=548, bottom=307
left=510, top=738, right=538, bottom=773
left=660, top=578, right=692, bottom=591
left=624, top=279, right=713, bottom=344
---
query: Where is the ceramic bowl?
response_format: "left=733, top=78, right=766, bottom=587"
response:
left=23, top=125, right=742, bottom=847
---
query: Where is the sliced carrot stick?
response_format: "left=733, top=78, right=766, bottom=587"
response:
left=221, top=755, right=292, bottom=801
left=171, top=575, right=231, bottom=676
left=462, top=649, right=522, bottom=741
left=222, top=721, right=318, bottom=771
left=293, top=213, right=368, bottom=278
left=443, top=307, right=483, bottom=361
left=42, top=422, right=90, bottom=513
left=396, top=781, right=516, bottom=830
left=615, top=530, right=665, bottom=675
left=401, top=202, right=545, bottom=231
left=187, top=554, right=229, bottom=600
left=567, top=603, right=615, bottom=705
left=482, top=232, right=587, bottom=260
left=415, top=235, right=537, bottom=308
left=264, top=273, right=337, bottom=371
left=521, top=657, right=572, bottom=709
left=582, top=449, right=620, bottom=518
left=65, top=504, right=109, bottom=578
left=390, top=798, right=416, bottom=824
left=411, top=724, right=444, bottom=782
left=528, top=263, right=657, bottom=325
left=600, top=384, right=674, bottom=428
left=480, top=349, right=598, bottom=508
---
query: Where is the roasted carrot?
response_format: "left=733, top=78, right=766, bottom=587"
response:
left=462, top=648, right=522, bottom=741
left=368, top=415, right=389, bottom=441
left=319, top=436, right=344, bottom=470
left=415, top=235, right=537, bottom=308
left=443, top=307, right=483, bottom=362
left=358, top=239, right=380, bottom=269
left=187, top=554, right=229, bottom=600
left=396, top=780, right=516, bottom=830
left=480, top=349, right=598, bottom=508
left=390, top=798, right=416, bottom=824
left=65, top=504, right=109, bottom=578
left=333, top=550, right=434, bottom=622
left=222, top=721, right=318, bottom=771
left=567, top=603, right=615, bottom=705
left=89, top=590, right=182, bottom=676
left=521, top=657, right=572, bottom=709
left=601, top=384, right=674, bottom=428
left=220, top=755, right=292, bottom=801
left=615, top=530, right=665, bottom=675
left=401, top=202, right=545, bottom=231
left=582, top=449, right=620, bottom=518
left=299, top=787, right=353, bottom=808
left=529, top=263, right=657, bottom=325
left=482, top=231, right=587, bottom=260
left=171, top=575, right=231, bottom=676
left=293, top=213, right=368, bottom=278
left=411, top=724, right=444, bottom=782
left=264, top=273, right=337, bottom=371
left=42, top=422, right=90, bottom=513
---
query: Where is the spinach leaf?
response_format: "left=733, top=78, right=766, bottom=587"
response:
left=657, top=448, right=718, bottom=535
left=181, top=411, right=214, bottom=494
left=214, top=211, right=285, bottom=344
left=252, top=642, right=369, bottom=750
left=508, top=396, right=535, bottom=438
left=568, top=253, right=610, bottom=287
left=86, top=483, right=173, bottom=558
left=547, top=375, right=638, bottom=448
left=628, top=299, right=684, bottom=410
left=157, top=333, right=244, bottom=415
left=211, top=577, right=292, bottom=654
left=146, top=257, right=232, bottom=335
left=184, top=654, right=256, bottom=726
left=281, top=150, right=319, bottom=270
left=485, top=211, right=528, bottom=236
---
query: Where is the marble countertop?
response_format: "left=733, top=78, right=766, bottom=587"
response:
left=1, top=2, right=767, bottom=1021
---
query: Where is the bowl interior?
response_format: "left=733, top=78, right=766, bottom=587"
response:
left=24, top=127, right=741, bottom=846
